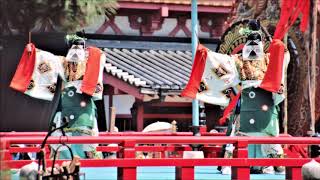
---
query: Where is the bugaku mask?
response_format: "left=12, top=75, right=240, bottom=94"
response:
left=241, top=20, right=264, bottom=60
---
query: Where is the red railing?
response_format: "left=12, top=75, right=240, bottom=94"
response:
left=1, top=135, right=319, bottom=180
left=0, top=132, right=226, bottom=137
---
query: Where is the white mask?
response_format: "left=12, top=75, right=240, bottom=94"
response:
left=66, top=45, right=86, bottom=62
left=242, top=40, right=264, bottom=61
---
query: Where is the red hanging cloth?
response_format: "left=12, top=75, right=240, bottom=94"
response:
left=80, top=47, right=102, bottom=96
left=260, top=0, right=310, bottom=92
left=10, top=43, right=36, bottom=92
left=181, top=44, right=208, bottom=98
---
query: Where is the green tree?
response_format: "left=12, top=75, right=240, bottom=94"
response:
left=0, top=0, right=117, bottom=35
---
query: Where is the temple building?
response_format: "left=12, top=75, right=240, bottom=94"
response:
left=1, top=0, right=319, bottom=135
left=83, top=0, right=235, bottom=131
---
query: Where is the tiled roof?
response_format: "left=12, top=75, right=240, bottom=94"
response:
left=118, top=0, right=234, bottom=6
left=87, top=38, right=217, bottom=94
left=104, top=47, right=192, bottom=90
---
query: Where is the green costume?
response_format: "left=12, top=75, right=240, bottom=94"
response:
left=222, top=50, right=288, bottom=173
left=181, top=20, right=289, bottom=174
left=50, top=45, right=105, bottom=159
left=52, top=86, right=100, bottom=159
left=239, top=87, right=279, bottom=137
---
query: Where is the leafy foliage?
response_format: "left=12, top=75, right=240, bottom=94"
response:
left=0, top=0, right=117, bottom=35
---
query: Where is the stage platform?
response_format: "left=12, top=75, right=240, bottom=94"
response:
left=11, top=166, right=285, bottom=180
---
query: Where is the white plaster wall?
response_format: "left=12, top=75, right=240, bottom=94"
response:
left=84, top=15, right=106, bottom=33
left=199, top=30, right=210, bottom=38
left=104, top=95, right=135, bottom=130
left=85, top=15, right=211, bottom=38
left=115, top=16, right=140, bottom=36
left=186, top=19, right=192, bottom=37
left=153, top=18, right=177, bottom=36
left=185, top=19, right=210, bottom=38
left=104, top=26, right=117, bottom=35
left=174, top=29, right=184, bottom=37
left=104, top=95, right=135, bottom=115
left=85, top=16, right=140, bottom=35
left=113, top=95, right=136, bottom=114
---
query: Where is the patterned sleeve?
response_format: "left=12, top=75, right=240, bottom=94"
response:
left=24, top=49, right=61, bottom=101
left=91, top=51, right=106, bottom=101
left=196, top=51, right=240, bottom=106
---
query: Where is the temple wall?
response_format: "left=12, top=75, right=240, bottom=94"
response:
left=85, top=16, right=214, bottom=38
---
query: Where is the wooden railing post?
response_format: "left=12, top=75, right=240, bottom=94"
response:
left=1, top=139, right=11, bottom=160
left=117, top=140, right=136, bottom=180
left=45, top=144, right=50, bottom=159
left=0, top=139, right=10, bottom=180
left=286, top=166, right=302, bottom=180
left=176, top=150, right=203, bottom=180
left=232, top=140, right=250, bottom=180
left=176, top=166, right=194, bottom=180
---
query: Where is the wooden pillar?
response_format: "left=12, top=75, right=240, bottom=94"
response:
left=107, top=85, right=114, bottom=132
left=137, top=101, right=144, bottom=132
left=317, top=10, right=320, bottom=125
left=232, top=140, right=250, bottom=180
left=109, top=107, right=116, bottom=132
left=309, top=0, right=318, bottom=134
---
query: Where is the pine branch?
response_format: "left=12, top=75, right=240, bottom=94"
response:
left=0, top=0, right=118, bottom=35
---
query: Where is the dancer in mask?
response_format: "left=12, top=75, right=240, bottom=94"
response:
left=10, top=36, right=105, bottom=159
left=182, top=19, right=289, bottom=174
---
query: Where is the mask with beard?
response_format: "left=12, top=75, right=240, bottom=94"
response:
left=64, top=44, right=87, bottom=81
left=242, top=32, right=264, bottom=61
left=66, top=45, right=86, bottom=62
